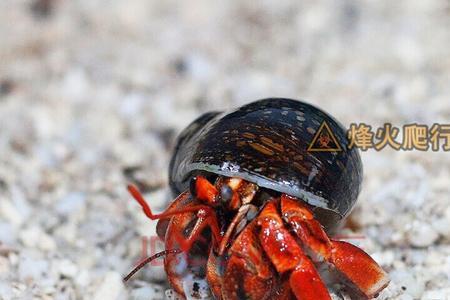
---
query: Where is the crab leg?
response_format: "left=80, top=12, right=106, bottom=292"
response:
left=128, top=184, right=203, bottom=220
left=222, top=221, right=276, bottom=300
left=280, top=194, right=390, bottom=299
left=162, top=202, right=223, bottom=297
left=163, top=204, right=197, bottom=295
left=154, top=190, right=192, bottom=239
left=191, top=176, right=219, bottom=204
left=218, top=205, right=250, bottom=255
left=256, top=200, right=331, bottom=300
left=206, top=249, right=224, bottom=300
left=128, top=183, right=222, bottom=245
left=172, top=206, right=222, bottom=252
left=217, top=177, right=259, bottom=255
left=128, top=184, right=224, bottom=297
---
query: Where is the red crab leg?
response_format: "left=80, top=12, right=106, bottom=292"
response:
left=222, top=221, right=276, bottom=300
left=257, top=200, right=331, bottom=300
left=218, top=204, right=254, bottom=255
left=206, top=249, right=224, bottom=300
left=192, top=176, right=219, bottom=204
left=217, top=180, right=259, bottom=255
left=163, top=202, right=221, bottom=297
left=128, top=184, right=222, bottom=243
left=130, top=189, right=221, bottom=248
left=128, top=184, right=223, bottom=297
left=163, top=206, right=197, bottom=295
left=128, top=184, right=209, bottom=220
left=154, top=190, right=192, bottom=239
left=280, top=195, right=390, bottom=299
left=128, top=175, right=219, bottom=221
left=129, top=176, right=218, bottom=239
left=172, top=207, right=222, bottom=252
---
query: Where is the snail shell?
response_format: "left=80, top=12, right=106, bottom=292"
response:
left=169, top=98, right=362, bottom=230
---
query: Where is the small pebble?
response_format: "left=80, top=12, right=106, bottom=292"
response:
left=408, top=222, right=439, bottom=248
left=0, top=222, right=17, bottom=245
left=0, top=281, right=13, bottom=299
left=18, top=257, right=49, bottom=282
left=421, top=289, right=450, bottom=300
left=55, top=259, right=78, bottom=279
left=390, top=270, right=424, bottom=299
left=0, top=256, right=10, bottom=275
left=131, top=285, right=164, bottom=300
left=92, top=272, right=124, bottom=300
left=55, top=192, right=86, bottom=217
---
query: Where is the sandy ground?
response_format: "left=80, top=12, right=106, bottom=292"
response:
left=1, top=1, right=450, bottom=299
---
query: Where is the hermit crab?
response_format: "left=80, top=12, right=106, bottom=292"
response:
left=124, top=98, right=389, bottom=299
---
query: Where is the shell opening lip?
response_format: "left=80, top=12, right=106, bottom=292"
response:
left=182, top=162, right=345, bottom=219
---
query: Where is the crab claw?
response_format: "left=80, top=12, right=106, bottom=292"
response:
left=281, top=195, right=390, bottom=299
left=329, top=240, right=390, bottom=298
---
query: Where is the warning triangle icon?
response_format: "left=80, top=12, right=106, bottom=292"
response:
left=307, top=121, right=342, bottom=152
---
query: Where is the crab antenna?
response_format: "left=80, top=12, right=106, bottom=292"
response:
left=127, top=184, right=155, bottom=219
left=123, top=249, right=181, bottom=282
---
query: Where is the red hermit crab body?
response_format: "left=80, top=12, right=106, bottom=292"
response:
left=125, top=99, right=389, bottom=299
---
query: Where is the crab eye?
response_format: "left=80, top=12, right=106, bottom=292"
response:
left=220, top=185, right=233, bottom=203
left=189, top=177, right=198, bottom=197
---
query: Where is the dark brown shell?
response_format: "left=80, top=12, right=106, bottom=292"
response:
left=169, top=98, right=362, bottom=229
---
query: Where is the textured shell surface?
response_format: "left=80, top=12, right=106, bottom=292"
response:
left=169, top=98, right=362, bottom=225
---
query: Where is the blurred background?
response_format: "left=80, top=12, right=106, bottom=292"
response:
left=1, top=1, right=450, bottom=299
